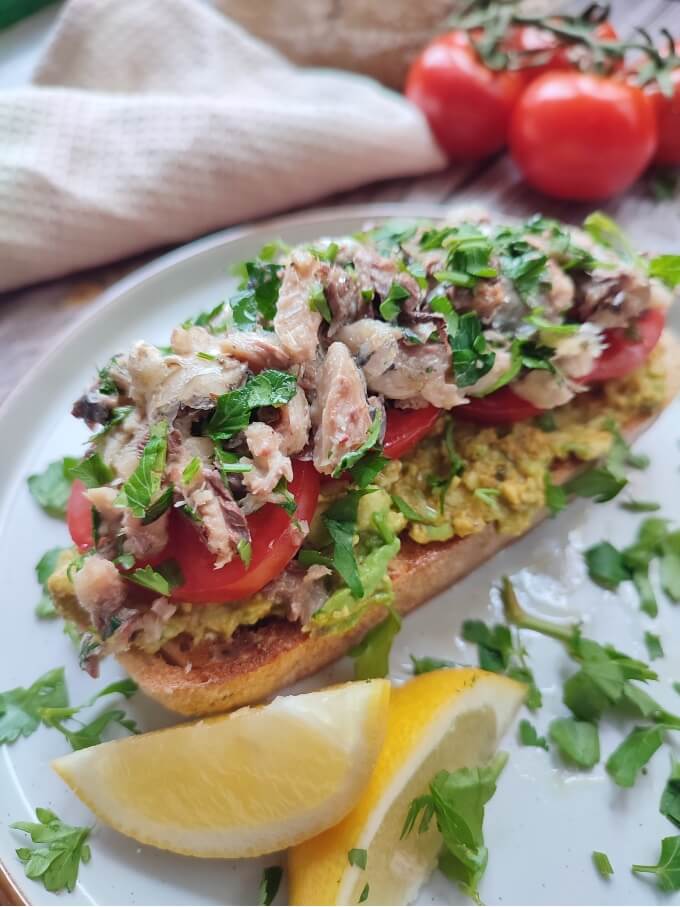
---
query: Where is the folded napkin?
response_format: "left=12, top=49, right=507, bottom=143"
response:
left=0, top=0, right=445, bottom=294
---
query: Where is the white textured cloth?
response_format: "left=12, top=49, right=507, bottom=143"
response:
left=0, top=0, right=445, bottom=293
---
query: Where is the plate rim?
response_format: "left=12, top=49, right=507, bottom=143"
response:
left=0, top=201, right=452, bottom=907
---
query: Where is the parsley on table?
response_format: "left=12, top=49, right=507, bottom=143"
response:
left=69, top=452, right=114, bottom=488
left=549, top=717, right=600, bottom=768
left=115, top=421, right=170, bottom=520
left=258, top=866, right=283, bottom=906
left=592, top=851, right=613, bottom=879
left=462, top=618, right=541, bottom=711
left=12, top=808, right=91, bottom=894
left=660, top=758, right=680, bottom=829
left=348, top=848, right=368, bottom=869
left=645, top=632, right=664, bottom=661
left=349, top=607, right=401, bottom=680
left=620, top=499, right=661, bottom=513
left=127, top=560, right=184, bottom=597
left=230, top=261, right=281, bottom=329
left=27, top=457, right=78, bottom=519
left=518, top=719, right=548, bottom=751
left=410, top=655, right=457, bottom=675
left=0, top=668, right=67, bottom=744
left=584, top=542, right=630, bottom=590
left=35, top=547, right=68, bottom=618
left=606, top=724, right=665, bottom=788
left=401, top=752, right=507, bottom=904
left=633, top=836, right=680, bottom=891
left=41, top=678, right=138, bottom=751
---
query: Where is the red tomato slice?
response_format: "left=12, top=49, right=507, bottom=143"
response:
left=579, top=308, right=666, bottom=384
left=66, top=460, right=320, bottom=605
left=457, top=387, right=542, bottom=425
left=68, top=479, right=96, bottom=551
left=383, top=404, right=442, bottom=459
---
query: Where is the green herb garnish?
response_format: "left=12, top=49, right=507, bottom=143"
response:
left=12, top=808, right=91, bottom=893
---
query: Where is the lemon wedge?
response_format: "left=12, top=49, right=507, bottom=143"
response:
left=289, top=669, right=525, bottom=906
left=52, top=679, right=390, bottom=858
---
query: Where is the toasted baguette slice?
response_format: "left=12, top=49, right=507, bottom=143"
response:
left=61, top=333, right=680, bottom=716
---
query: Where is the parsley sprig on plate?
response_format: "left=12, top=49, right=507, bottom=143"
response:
left=12, top=808, right=91, bottom=894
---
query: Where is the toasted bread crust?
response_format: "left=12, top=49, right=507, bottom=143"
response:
left=112, top=333, right=680, bottom=714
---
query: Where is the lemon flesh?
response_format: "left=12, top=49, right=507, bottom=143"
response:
left=289, top=669, right=525, bottom=906
left=52, top=679, right=390, bottom=858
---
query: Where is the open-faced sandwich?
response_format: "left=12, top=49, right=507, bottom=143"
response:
left=48, top=211, right=680, bottom=715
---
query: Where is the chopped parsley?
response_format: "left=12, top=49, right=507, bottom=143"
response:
left=0, top=667, right=67, bottom=745
left=12, top=808, right=91, bottom=893
left=649, top=254, right=680, bottom=289
left=35, top=547, right=68, bottom=619
left=181, top=456, right=202, bottom=485
left=181, top=301, right=226, bottom=333
left=451, top=312, right=496, bottom=388
left=308, top=282, right=332, bottom=323
left=620, top=499, right=661, bottom=513
left=349, top=607, right=401, bottom=680
left=391, top=494, right=438, bottom=525
left=462, top=618, right=541, bottom=711
left=549, top=717, right=600, bottom=768
left=645, top=632, right=664, bottom=661
left=114, top=421, right=170, bottom=520
left=258, top=866, right=283, bottom=905
left=348, top=848, right=368, bottom=870
left=410, top=655, right=457, bottom=675
left=518, top=719, right=548, bottom=751
left=40, top=679, right=139, bottom=751
left=606, top=724, right=665, bottom=788
left=401, top=752, right=507, bottom=903
left=127, top=560, right=184, bottom=597
left=69, top=452, right=114, bottom=488
left=27, top=456, right=78, bottom=519
left=230, top=261, right=281, bottom=329
left=592, top=851, right=614, bottom=879
left=379, top=283, right=410, bottom=321
left=632, top=836, right=680, bottom=891
left=206, top=370, right=297, bottom=441
left=334, top=409, right=383, bottom=477
left=544, top=472, right=567, bottom=516
left=660, top=759, right=680, bottom=829
left=358, top=883, right=370, bottom=903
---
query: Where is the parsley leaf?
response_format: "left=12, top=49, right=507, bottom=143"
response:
left=584, top=541, right=630, bottom=589
left=645, top=632, right=664, bottom=661
left=40, top=679, right=138, bottom=751
left=410, top=655, right=457, bottom=675
left=463, top=619, right=541, bottom=710
left=620, top=499, right=661, bottom=513
left=401, top=753, right=507, bottom=904
left=358, top=883, right=370, bottom=903
left=324, top=499, right=364, bottom=599
left=348, top=451, right=389, bottom=489
left=127, top=560, right=184, bottom=597
left=0, top=668, right=67, bottom=744
left=334, top=409, right=383, bottom=477
left=563, top=468, right=626, bottom=504
left=451, top=312, right=495, bottom=388
left=391, top=493, right=438, bottom=524
left=27, top=457, right=78, bottom=519
left=633, top=836, right=680, bottom=891
left=258, top=866, right=283, bottom=906
left=115, top=421, right=169, bottom=520
left=207, top=371, right=297, bottom=441
left=549, top=717, right=600, bottom=768
left=230, top=261, right=281, bottom=329
left=544, top=472, right=567, bottom=516
left=661, top=759, right=680, bottom=829
left=379, top=283, right=411, bottom=321
left=649, top=254, right=680, bottom=289
left=12, top=808, right=91, bottom=893
left=308, top=282, right=332, bottom=323
left=35, top=547, right=68, bottom=619
left=181, top=301, right=226, bottom=332
left=69, top=452, right=114, bottom=488
left=181, top=456, right=202, bottom=485
left=583, top=212, right=640, bottom=266
left=606, top=724, right=665, bottom=787
left=518, top=719, right=548, bottom=750
left=348, top=848, right=367, bottom=869
left=593, top=851, right=614, bottom=879
left=350, top=607, right=401, bottom=680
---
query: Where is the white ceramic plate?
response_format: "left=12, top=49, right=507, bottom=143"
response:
left=1, top=205, right=679, bottom=907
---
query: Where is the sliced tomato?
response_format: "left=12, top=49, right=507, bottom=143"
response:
left=580, top=307, right=666, bottom=384
left=66, top=459, right=320, bottom=605
left=383, top=404, right=442, bottom=459
left=68, top=479, right=96, bottom=551
left=457, top=387, right=542, bottom=425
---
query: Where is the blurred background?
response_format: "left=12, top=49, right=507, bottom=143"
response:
left=0, top=0, right=678, bottom=401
